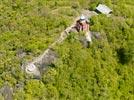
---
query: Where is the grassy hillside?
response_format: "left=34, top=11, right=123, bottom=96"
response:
left=0, top=0, right=134, bottom=100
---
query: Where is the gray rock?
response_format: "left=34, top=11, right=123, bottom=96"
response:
left=0, top=85, right=13, bottom=100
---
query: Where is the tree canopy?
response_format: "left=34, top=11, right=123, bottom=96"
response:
left=0, top=0, right=134, bottom=100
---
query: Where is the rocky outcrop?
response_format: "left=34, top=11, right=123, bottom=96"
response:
left=21, top=10, right=97, bottom=77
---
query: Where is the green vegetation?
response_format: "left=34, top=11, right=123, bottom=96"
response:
left=0, top=0, right=134, bottom=100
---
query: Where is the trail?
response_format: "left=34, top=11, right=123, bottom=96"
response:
left=50, top=6, right=71, bottom=14
left=22, top=10, right=97, bottom=76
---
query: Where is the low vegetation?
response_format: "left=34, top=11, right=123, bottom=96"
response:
left=0, top=0, right=134, bottom=100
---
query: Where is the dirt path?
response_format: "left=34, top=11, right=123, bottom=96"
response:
left=50, top=6, right=71, bottom=14
left=22, top=10, right=97, bottom=76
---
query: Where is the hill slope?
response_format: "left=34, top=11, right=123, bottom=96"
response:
left=0, top=0, right=134, bottom=100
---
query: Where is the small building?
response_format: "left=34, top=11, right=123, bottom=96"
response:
left=96, top=4, right=112, bottom=15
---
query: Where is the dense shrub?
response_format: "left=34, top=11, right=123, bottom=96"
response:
left=0, top=0, right=134, bottom=100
